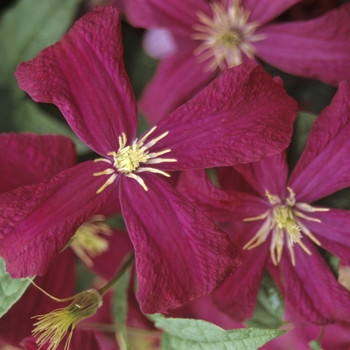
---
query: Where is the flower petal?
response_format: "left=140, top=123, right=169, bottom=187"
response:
left=139, top=40, right=214, bottom=123
left=177, top=169, right=267, bottom=222
left=92, top=229, right=134, bottom=281
left=152, top=63, right=297, bottom=170
left=125, top=0, right=209, bottom=36
left=280, top=240, right=350, bottom=324
left=233, top=152, right=289, bottom=198
left=0, top=133, right=76, bottom=193
left=119, top=173, right=242, bottom=314
left=302, top=209, right=350, bottom=266
left=289, top=80, right=350, bottom=202
left=0, top=161, right=112, bottom=278
left=15, top=7, right=138, bottom=156
left=255, top=4, right=350, bottom=85
left=211, top=237, right=270, bottom=322
left=243, top=0, right=301, bottom=24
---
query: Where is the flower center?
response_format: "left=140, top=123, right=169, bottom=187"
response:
left=93, top=126, right=177, bottom=192
left=243, top=187, right=329, bottom=266
left=192, top=0, right=266, bottom=71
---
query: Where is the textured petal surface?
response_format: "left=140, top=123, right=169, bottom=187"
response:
left=139, top=40, right=214, bottom=123
left=15, top=7, right=138, bottom=156
left=177, top=169, right=266, bottom=222
left=0, top=133, right=76, bottom=193
left=0, top=249, right=75, bottom=347
left=212, top=239, right=269, bottom=322
left=151, top=63, right=297, bottom=170
left=92, top=229, right=133, bottom=281
left=234, top=152, right=289, bottom=198
left=119, top=174, right=241, bottom=314
left=303, top=210, right=350, bottom=266
left=280, top=240, right=350, bottom=324
left=243, top=0, right=301, bottom=24
left=125, top=0, right=209, bottom=36
left=0, top=161, right=112, bottom=278
left=255, top=4, right=350, bottom=85
left=289, top=80, right=350, bottom=202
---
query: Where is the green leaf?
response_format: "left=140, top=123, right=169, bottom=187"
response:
left=112, top=265, right=132, bottom=350
left=152, top=314, right=286, bottom=350
left=0, top=0, right=81, bottom=87
left=0, top=257, right=31, bottom=317
left=309, top=340, right=322, bottom=350
left=13, top=98, right=89, bottom=155
left=246, top=272, right=284, bottom=329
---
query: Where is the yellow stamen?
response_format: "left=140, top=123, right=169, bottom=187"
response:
left=243, top=187, right=328, bottom=266
left=70, top=215, right=112, bottom=267
left=94, top=127, right=177, bottom=193
left=32, top=289, right=102, bottom=350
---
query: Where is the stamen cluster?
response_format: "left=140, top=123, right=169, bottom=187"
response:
left=192, top=0, right=266, bottom=71
left=244, top=187, right=329, bottom=266
left=32, top=290, right=102, bottom=350
left=94, top=126, right=177, bottom=192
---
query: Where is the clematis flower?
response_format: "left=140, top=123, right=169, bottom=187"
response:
left=4, top=7, right=297, bottom=314
left=178, top=79, right=350, bottom=324
left=124, top=0, right=350, bottom=122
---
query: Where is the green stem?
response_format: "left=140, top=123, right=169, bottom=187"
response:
left=98, top=253, right=134, bottom=296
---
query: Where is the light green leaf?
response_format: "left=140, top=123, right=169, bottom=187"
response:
left=309, top=340, right=322, bottom=350
left=0, top=0, right=81, bottom=86
left=246, top=272, right=284, bottom=329
left=152, top=314, right=286, bottom=350
left=13, top=98, right=89, bottom=155
left=0, top=257, right=31, bottom=317
left=112, top=266, right=131, bottom=350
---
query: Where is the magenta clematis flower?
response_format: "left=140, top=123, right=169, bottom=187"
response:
left=4, top=7, right=297, bottom=313
left=178, top=79, right=350, bottom=324
left=125, top=0, right=350, bottom=123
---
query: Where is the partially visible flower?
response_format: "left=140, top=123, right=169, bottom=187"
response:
left=31, top=289, right=102, bottom=350
left=0, top=7, right=297, bottom=314
left=178, top=79, right=350, bottom=324
left=125, top=0, right=350, bottom=122
left=70, top=215, right=112, bottom=268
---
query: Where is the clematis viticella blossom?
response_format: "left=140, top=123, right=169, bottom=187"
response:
left=178, top=79, right=350, bottom=325
left=5, top=7, right=298, bottom=314
left=124, top=0, right=350, bottom=123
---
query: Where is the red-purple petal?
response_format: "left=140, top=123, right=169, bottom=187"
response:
left=243, top=0, right=301, bottom=24
left=125, top=0, right=209, bottom=36
left=234, top=152, right=289, bottom=198
left=15, top=7, right=138, bottom=156
left=212, top=238, right=269, bottom=322
left=92, top=229, right=133, bottom=281
left=139, top=40, right=214, bottom=123
left=302, top=210, right=350, bottom=266
left=0, top=133, right=76, bottom=193
left=280, top=240, right=350, bottom=324
left=255, top=4, right=350, bottom=85
left=0, top=161, right=112, bottom=278
left=289, top=80, right=350, bottom=202
left=119, top=173, right=241, bottom=314
left=151, top=63, right=297, bottom=170
left=177, top=169, right=266, bottom=222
